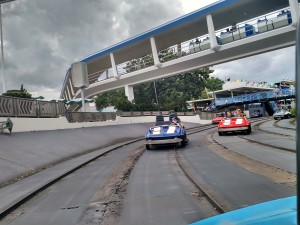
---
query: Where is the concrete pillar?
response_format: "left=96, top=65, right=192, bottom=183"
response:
left=177, top=44, right=181, bottom=54
left=63, top=93, right=68, bottom=100
left=68, top=78, right=75, bottom=95
left=66, top=84, right=72, bottom=100
left=125, top=85, right=134, bottom=102
left=289, top=0, right=299, bottom=27
left=150, top=37, right=162, bottom=68
left=206, top=14, right=221, bottom=51
left=110, top=53, right=120, bottom=79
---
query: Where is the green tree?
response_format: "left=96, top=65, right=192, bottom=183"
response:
left=2, top=84, right=32, bottom=99
left=204, top=77, right=224, bottom=92
left=133, top=67, right=216, bottom=111
left=95, top=89, right=133, bottom=111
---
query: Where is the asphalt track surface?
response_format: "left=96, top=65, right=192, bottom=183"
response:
left=118, top=147, right=216, bottom=225
left=0, top=141, right=144, bottom=225
left=213, top=131, right=296, bottom=173
left=0, top=123, right=152, bottom=184
left=178, top=131, right=294, bottom=210
left=0, top=119, right=296, bottom=224
left=259, top=120, right=296, bottom=137
left=275, top=118, right=296, bottom=130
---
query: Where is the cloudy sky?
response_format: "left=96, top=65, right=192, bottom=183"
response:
left=0, top=0, right=295, bottom=98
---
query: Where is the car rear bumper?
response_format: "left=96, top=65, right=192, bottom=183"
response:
left=218, top=126, right=249, bottom=132
left=145, top=138, right=182, bottom=145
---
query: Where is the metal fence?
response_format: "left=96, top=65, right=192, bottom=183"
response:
left=197, top=111, right=217, bottom=120
left=118, top=111, right=195, bottom=117
left=0, top=95, right=217, bottom=122
left=0, top=95, right=66, bottom=118
left=118, top=110, right=218, bottom=120
left=66, top=111, right=117, bottom=123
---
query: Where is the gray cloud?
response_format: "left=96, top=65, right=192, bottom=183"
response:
left=1, top=0, right=183, bottom=98
left=0, top=0, right=295, bottom=98
left=211, top=46, right=295, bottom=83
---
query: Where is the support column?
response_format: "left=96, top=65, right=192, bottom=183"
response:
left=125, top=85, right=134, bottom=102
left=206, top=14, right=220, bottom=51
left=68, top=78, right=75, bottom=95
left=289, top=0, right=299, bottom=27
left=177, top=44, right=181, bottom=54
left=110, top=53, right=120, bottom=79
left=150, top=37, right=162, bottom=68
left=80, top=88, right=86, bottom=112
left=66, top=85, right=72, bottom=100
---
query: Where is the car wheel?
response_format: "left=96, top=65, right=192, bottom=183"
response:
left=246, top=126, right=251, bottom=135
left=181, top=138, right=186, bottom=147
left=218, top=132, right=223, bottom=136
left=146, top=144, right=150, bottom=150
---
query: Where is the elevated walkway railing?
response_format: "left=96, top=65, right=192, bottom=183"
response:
left=211, top=87, right=295, bottom=109
left=96, top=8, right=293, bottom=82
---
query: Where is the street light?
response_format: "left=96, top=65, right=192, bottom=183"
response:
left=0, top=0, right=16, bottom=93
left=153, top=81, right=158, bottom=104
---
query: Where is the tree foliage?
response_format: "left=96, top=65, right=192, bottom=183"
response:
left=95, top=67, right=223, bottom=111
left=2, top=84, right=32, bottom=99
left=95, top=89, right=133, bottom=111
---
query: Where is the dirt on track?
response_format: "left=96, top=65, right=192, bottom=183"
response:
left=79, top=146, right=145, bottom=225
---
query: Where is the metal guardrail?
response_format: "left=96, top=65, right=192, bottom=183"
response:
left=197, top=111, right=217, bottom=120
left=118, top=111, right=195, bottom=117
left=66, top=112, right=117, bottom=123
left=0, top=96, right=66, bottom=118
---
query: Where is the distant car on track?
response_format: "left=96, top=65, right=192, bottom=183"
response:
left=144, top=114, right=187, bottom=150
left=218, top=116, right=251, bottom=136
left=273, top=109, right=291, bottom=120
left=250, top=109, right=263, bottom=118
left=212, top=112, right=225, bottom=124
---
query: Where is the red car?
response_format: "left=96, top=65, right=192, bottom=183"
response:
left=212, top=113, right=225, bottom=124
left=218, top=117, right=251, bottom=136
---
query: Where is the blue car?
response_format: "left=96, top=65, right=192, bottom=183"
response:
left=190, top=196, right=296, bottom=225
left=144, top=114, right=187, bottom=150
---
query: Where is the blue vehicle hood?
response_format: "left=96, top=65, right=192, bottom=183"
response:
left=190, top=196, right=296, bottom=225
left=146, top=125, right=183, bottom=138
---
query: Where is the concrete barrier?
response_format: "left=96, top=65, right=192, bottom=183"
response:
left=0, top=115, right=210, bottom=132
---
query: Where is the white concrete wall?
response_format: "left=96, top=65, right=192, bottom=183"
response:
left=0, top=115, right=210, bottom=133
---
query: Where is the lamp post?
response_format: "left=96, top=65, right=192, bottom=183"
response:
left=0, top=0, right=16, bottom=93
left=153, top=81, right=158, bottom=104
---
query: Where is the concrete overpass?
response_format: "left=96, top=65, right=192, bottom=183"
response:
left=60, top=0, right=299, bottom=106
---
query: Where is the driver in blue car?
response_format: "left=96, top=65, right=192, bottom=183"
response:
left=171, top=116, right=185, bottom=128
left=171, top=117, right=179, bottom=125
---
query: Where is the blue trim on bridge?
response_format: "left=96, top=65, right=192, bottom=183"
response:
left=80, top=0, right=240, bottom=63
